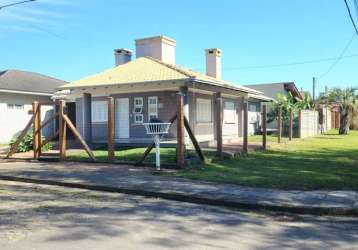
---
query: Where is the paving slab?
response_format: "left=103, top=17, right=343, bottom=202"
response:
left=0, top=160, right=357, bottom=215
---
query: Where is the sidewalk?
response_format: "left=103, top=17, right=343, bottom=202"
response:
left=0, top=160, right=357, bottom=215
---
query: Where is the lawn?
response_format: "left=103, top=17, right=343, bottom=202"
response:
left=67, top=130, right=358, bottom=191
left=179, top=130, right=358, bottom=190
left=67, top=147, right=179, bottom=164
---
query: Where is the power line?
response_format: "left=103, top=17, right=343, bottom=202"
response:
left=0, top=0, right=36, bottom=10
left=318, top=33, right=356, bottom=79
left=344, top=0, right=358, bottom=36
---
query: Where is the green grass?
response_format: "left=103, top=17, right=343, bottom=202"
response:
left=67, top=130, right=358, bottom=191
left=67, top=147, right=178, bottom=164
left=178, top=130, right=358, bottom=191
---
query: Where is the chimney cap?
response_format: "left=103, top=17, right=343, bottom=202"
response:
left=114, top=48, right=133, bottom=55
left=205, top=48, right=222, bottom=56
left=135, top=35, right=176, bottom=47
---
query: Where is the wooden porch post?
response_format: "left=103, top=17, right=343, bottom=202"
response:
left=58, top=100, right=66, bottom=160
left=289, top=109, right=293, bottom=141
left=262, top=104, right=267, bottom=150
left=108, top=97, right=115, bottom=162
left=243, top=101, right=248, bottom=154
left=176, top=92, right=185, bottom=167
left=32, top=102, right=39, bottom=159
left=215, top=92, right=223, bottom=156
left=277, top=105, right=282, bottom=143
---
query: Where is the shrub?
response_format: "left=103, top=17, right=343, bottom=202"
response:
left=9, top=130, right=52, bottom=153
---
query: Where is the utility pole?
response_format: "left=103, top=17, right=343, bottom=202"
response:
left=312, top=77, right=316, bottom=101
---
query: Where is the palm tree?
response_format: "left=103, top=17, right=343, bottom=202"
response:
left=327, top=88, right=358, bottom=135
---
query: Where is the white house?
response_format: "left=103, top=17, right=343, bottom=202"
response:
left=0, top=70, right=66, bottom=143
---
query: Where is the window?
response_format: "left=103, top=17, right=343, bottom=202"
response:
left=133, top=97, right=144, bottom=123
left=133, top=97, right=143, bottom=114
left=91, top=101, right=108, bottom=122
left=148, top=96, right=158, bottom=121
left=224, top=101, right=236, bottom=124
left=134, top=114, right=143, bottom=124
left=196, top=98, right=212, bottom=123
left=249, top=103, right=258, bottom=112
left=7, top=104, right=24, bottom=110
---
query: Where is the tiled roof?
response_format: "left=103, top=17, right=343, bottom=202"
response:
left=61, top=57, right=261, bottom=94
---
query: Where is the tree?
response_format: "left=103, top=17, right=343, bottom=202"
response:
left=326, top=87, right=358, bottom=135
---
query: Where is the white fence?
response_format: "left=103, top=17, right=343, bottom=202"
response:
left=299, top=107, right=332, bottom=138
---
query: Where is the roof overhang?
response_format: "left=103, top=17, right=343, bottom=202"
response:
left=0, top=88, right=52, bottom=96
left=248, top=93, right=273, bottom=102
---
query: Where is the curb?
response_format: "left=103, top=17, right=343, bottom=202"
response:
left=0, top=175, right=357, bottom=216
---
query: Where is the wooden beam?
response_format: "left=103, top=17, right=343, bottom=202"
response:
left=58, top=100, right=66, bottom=160
left=215, top=92, right=223, bottom=156
left=184, top=116, right=205, bottom=162
left=108, top=97, right=115, bottom=162
left=262, top=104, right=267, bottom=150
left=32, top=102, right=39, bottom=159
left=243, top=101, right=248, bottom=154
left=277, top=105, right=282, bottom=143
left=289, top=109, right=293, bottom=141
left=37, top=103, right=42, bottom=157
left=176, top=92, right=185, bottom=167
left=136, top=113, right=178, bottom=165
left=5, top=116, right=34, bottom=158
left=33, top=112, right=59, bottom=136
left=63, top=114, right=96, bottom=161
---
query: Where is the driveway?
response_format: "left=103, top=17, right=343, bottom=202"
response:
left=1, top=180, right=358, bottom=250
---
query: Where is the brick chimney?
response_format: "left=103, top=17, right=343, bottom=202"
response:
left=205, top=48, right=222, bottom=80
left=114, top=48, right=132, bottom=66
left=135, top=35, right=176, bottom=64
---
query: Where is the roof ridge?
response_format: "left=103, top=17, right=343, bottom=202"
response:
left=145, top=57, right=194, bottom=78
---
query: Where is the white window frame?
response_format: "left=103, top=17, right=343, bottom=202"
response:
left=148, top=96, right=158, bottom=121
left=133, top=97, right=143, bottom=114
left=134, top=114, right=144, bottom=124
left=196, top=98, right=212, bottom=123
left=91, top=101, right=108, bottom=123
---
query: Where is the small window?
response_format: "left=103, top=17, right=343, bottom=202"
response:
left=148, top=96, right=158, bottom=121
left=7, top=104, right=24, bottom=110
left=249, top=104, right=258, bottom=112
left=92, top=101, right=108, bottom=123
left=134, top=114, right=143, bottom=124
left=224, top=101, right=236, bottom=124
left=133, top=97, right=143, bottom=114
left=15, top=104, right=24, bottom=110
left=196, top=98, right=212, bottom=123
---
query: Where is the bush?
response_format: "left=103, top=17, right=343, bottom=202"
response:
left=9, top=130, right=52, bottom=153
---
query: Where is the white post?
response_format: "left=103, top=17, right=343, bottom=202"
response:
left=155, top=135, right=161, bottom=170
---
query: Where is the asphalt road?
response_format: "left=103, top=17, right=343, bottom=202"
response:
left=0, top=180, right=357, bottom=250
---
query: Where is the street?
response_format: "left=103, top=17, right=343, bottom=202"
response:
left=0, top=180, right=357, bottom=250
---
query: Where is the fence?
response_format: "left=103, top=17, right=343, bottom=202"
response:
left=298, top=107, right=333, bottom=138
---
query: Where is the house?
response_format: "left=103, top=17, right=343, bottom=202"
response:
left=0, top=70, right=66, bottom=143
left=244, top=82, right=302, bottom=132
left=58, top=35, right=270, bottom=145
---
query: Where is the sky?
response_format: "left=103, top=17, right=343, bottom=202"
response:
left=1, top=0, right=358, bottom=95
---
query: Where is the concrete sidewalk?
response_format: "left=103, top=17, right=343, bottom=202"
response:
left=0, top=160, right=357, bottom=215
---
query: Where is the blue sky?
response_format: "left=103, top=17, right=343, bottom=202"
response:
left=1, top=0, right=357, bottom=94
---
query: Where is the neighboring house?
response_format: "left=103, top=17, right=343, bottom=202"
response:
left=58, top=35, right=270, bottom=145
left=244, top=82, right=302, bottom=131
left=0, top=70, right=66, bottom=143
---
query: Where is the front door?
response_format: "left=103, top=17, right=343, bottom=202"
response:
left=116, top=98, right=130, bottom=139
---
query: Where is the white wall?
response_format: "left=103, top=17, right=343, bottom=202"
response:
left=0, top=93, right=53, bottom=143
